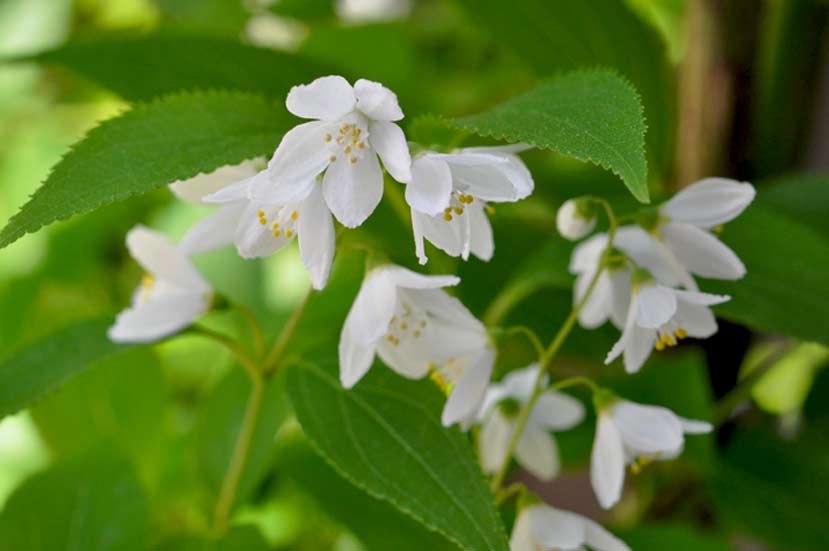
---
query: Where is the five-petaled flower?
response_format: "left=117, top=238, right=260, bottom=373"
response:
left=253, top=75, right=412, bottom=229
left=109, top=226, right=212, bottom=343
left=338, top=264, right=493, bottom=426
left=591, top=398, right=712, bottom=509
left=477, top=364, right=584, bottom=481
left=405, top=145, right=534, bottom=264
left=510, top=503, right=630, bottom=551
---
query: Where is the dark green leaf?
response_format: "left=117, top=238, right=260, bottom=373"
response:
left=31, top=33, right=327, bottom=102
left=758, top=174, right=829, bottom=239
left=455, top=0, right=673, bottom=175
left=0, top=450, right=150, bottom=551
left=619, top=524, right=731, bottom=551
left=279, top=433, right=460, bottom=551
left=286, top=359, right=509, bottom=551
left=0, top=91, right=292, bottom=250
left=448, top=71, right=649, bottom=203
left=0, top=319, right=129, bottom=420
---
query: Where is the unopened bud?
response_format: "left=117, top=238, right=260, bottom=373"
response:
left=556, top=198, right=597, bottom=240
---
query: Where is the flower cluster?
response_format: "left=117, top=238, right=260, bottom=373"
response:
left=108, top=74, right=756, bottom=549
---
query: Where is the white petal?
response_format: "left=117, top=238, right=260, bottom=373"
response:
left=605, top=293, right=637, bottom=365
left=457, top=147, right=534, bottom=198
left=461, top=143, right=533, bottom=155
left=286, top=75, right=356, bottom=121
left=529, top=506, right=587, bottom=550
left=466, top=201, right=494, bottom=261
left=612, top=402, right=684, bottom=455
left=203, top=176, right=255, bottom=204
left=298, top=184, right=336, bottom=290
left=615, top=226, right=694, bottom=289
left=591, top=414, right=626, bottom=509
left=249, top=171, right=316, bottom=206
left=636, top=285, right=677, bottom=329
left=342, top=268, right=398, bottom=344
left=499, top=364, right=542, bottom=402
left=376, top=339, right=432, bottom=380
left=570, top=233, right=608, bottom=274
left=674, top=301, right=718, bottom=339
left=438, top=153, right=525, bottom=202
left=557, top=199, right=597, bottom=241
left=125, top=226, right=209, bottom=292
left=578, top=270, right=612, bottom=329
left=516, top=427, right=560, bottom=481
left=354, top=78, right=404, bottom=121
left=509, top=508, right=537, bottom=551
left=169, top=158, right=263, bottom=205
left=623, top=324, right=656, bottom=374
left=108, top=291, right=208, bottom=343
left=405, top=156, right=452, bottom=216
left=369, top=120, right=412, bottom=182
left=338, top=328, right=378, bottom=388
left=383, top=265, right=460, bottom=290
left=679, top=417, right=713, bottom=434
left=267, top=121, right=332, bottom=184
left=661, top=178, right=756, bottom=228
left=180, top=202, right=246, bottom=255
left=441, top=349, right=494, bottom=426
left=410, top=209, right=465, bottom=261
left=608, top=269, right=632, bottom=329
left=234, top=204, right=291, bottom=259
left=672, top=288, right=730, bottom=306
left=662, top=222, right=746, bottom=280
left=323, top=151, right=384, bottom=228
left=531, top=392, right=585, bottom=431
left=411, top=209, right=429, bottom=265
left=479, top=410, right=512, bottom=474
left=582, top=517, right=631, bottom=551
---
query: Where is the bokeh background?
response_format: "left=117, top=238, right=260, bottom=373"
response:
left=0, top=1, right=828, bottom=550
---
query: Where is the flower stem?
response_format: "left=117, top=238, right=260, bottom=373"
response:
left=549, top=376, right=601, bottom=393
left=233, top=303, right=265, bottom=358
left=190, top=326, right=260, bottom=382
left=263, top=286, right=314, bottom=376
left=489, top=201, right=618, bottom=493
left=504, top=326, right=547, bottom=362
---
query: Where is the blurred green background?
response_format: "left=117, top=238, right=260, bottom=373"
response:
left=0, top=0, right=828, bottom=550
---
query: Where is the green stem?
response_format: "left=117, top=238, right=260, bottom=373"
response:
left=504, top=326, right=546, bottom=360
left=495, top=482, right=526, bottom=506
left=549, top=376, right=601, bottom=393
left=489, top=200, right=617, bottom=493
left=263, top=287, right=314, bottom=375
left=190, top=326, right=259, bottom=381
left=233, top=303, right=264, bottom=358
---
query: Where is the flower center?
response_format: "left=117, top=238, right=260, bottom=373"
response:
left=139, top=274, right=155, bottom=303
left=629, top=453, right=662, bottom=474
left=323, top=118, right=369, bottom=165
left=442, top=191, right=476, bottom=222
left=256, top=206, right=299, bottom=239
left=428, top=363, right=453, bottom=396
left=384, top=299, right=428, bottom=346
left=654, top=325, right=687, bottom=351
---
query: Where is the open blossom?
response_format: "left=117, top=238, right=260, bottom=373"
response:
left=477, top=365, right=584, bottom=481
left=605, top=279, right=729, bottom=373
left=406, top=145, right=533, bottom=264
left=169, top=158, right=264, bottom=205
left=252, top=75, right=412, bottom=228
left=179, top=172, right=336, bottom=290
left=591, top=399, right=712, bottom=509
left=109, top=226, right=212, bottom=343
left=510, top=504, right=630, bottom=551
left=338, top=265, right=493, bottom=426
left=627, top=178, right=755, bottom=289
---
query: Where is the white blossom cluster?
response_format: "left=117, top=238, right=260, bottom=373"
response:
left=107, top=75, right=756, bottom=550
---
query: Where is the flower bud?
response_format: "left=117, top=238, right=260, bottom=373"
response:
left=556, top=198, right=597, bottom=240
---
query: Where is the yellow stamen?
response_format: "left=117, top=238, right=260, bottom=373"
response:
left=713, top=224, right=724, bottom=234
left=285, top=230, right=293, bottom=238
left=655, top=340, right=666, bottom=351
left=272, top=229, right=281, bottom=237
left=454, top=207, right=464, bottom=215
left=443, top=213, right=453, bottom=221
left=675, top=328, right=688, bottom=339
left=291, top=211, right=298, bottom=220
left=348, top=156, right=358, bottom=164
left=344, top=146, right=352, bottom=154
left=323, top=134, right=332, bottom=142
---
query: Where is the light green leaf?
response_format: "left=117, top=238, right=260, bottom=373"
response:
left=30, top=33, right=327, bottom=102
left=455, top=0, right=672, bottom=174
left=278, top=433, right=460, bottom=551
left=196, top=368, right=289, bottom=510
left=286, top=359, right=509, bottom=551
left=448, top=71, right=649, bottom=203
left=0, top=319, right=130, bottom=420
left=0, top=450, right=150, bottom=551
left=156, top=526, right=269, bottom=551
left=0, top=91, right=292, bottom=250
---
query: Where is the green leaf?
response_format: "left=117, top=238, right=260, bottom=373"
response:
left=448, top=70, right=649, bottom=203
left=619, top=524, right=731, bottom=551
left=0, top=91, right=292, bottom=250
left=286, top=359, right=509, bottom=551
left=758, top=174, right=829, bottom=239
left=278, top=433, right=460, bottom=551
left=156, top=526, right=269, bottom=551
left=710, top=428, right=829, bottom=550
left=455, top=0, right=672, bottom=174
left=196, top=368, right=289, bottom=510
left=0, top=450, right=150, bottom=551
left=30, top=33, right=327, bottom=102
left=0, top=319, right=130, bottom=420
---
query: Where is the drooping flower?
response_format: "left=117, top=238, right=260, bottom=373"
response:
left=180, top=172, right=336, bottom=290
left=590, top=398, right=712, bottom=509
left=338, top=265, right=494, bottom=426
left=510, top=503, right=630, bottom=551
left=477, top=365, right=584, bottom=481
left=169, top=158, right=264, bottom=205
left=109, top=226, right=212, bottom=343
left=252, top=75, right=412, bottom=228
left=556, top=198, right=598, bottom=241
left=569, top=232, right=632, bottom=330
left=405, top=145, right=534, bottom=264
left=605, top=277, right=729, bottom=373
left=629, top=178, right=755, bottom=289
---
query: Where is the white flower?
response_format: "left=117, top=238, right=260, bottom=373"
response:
left=590, top=399, right=712, bottom=509
left=252, top=75, right=412, bottom=228
left=336, top=0, right=412, bottom=23
left=169, top=158, right=264, bottom=205
left=629, top=178, right=755, bottom=290
left=605, top=280, right=729, bottom=373
left=477, top=365, right=584, bottom=481
left=556, top=198, right=597, bottom=241
left=569, top=233, right=632, bottom=330
left=108, top=226, right=212, bottom=343
left=338, top=265, right=493, bottom=426
left=510, top=503, right=630, bottom=551
left=406, top=145, right=533, bottom=264
left=180, top=172, right=336, bottom=290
